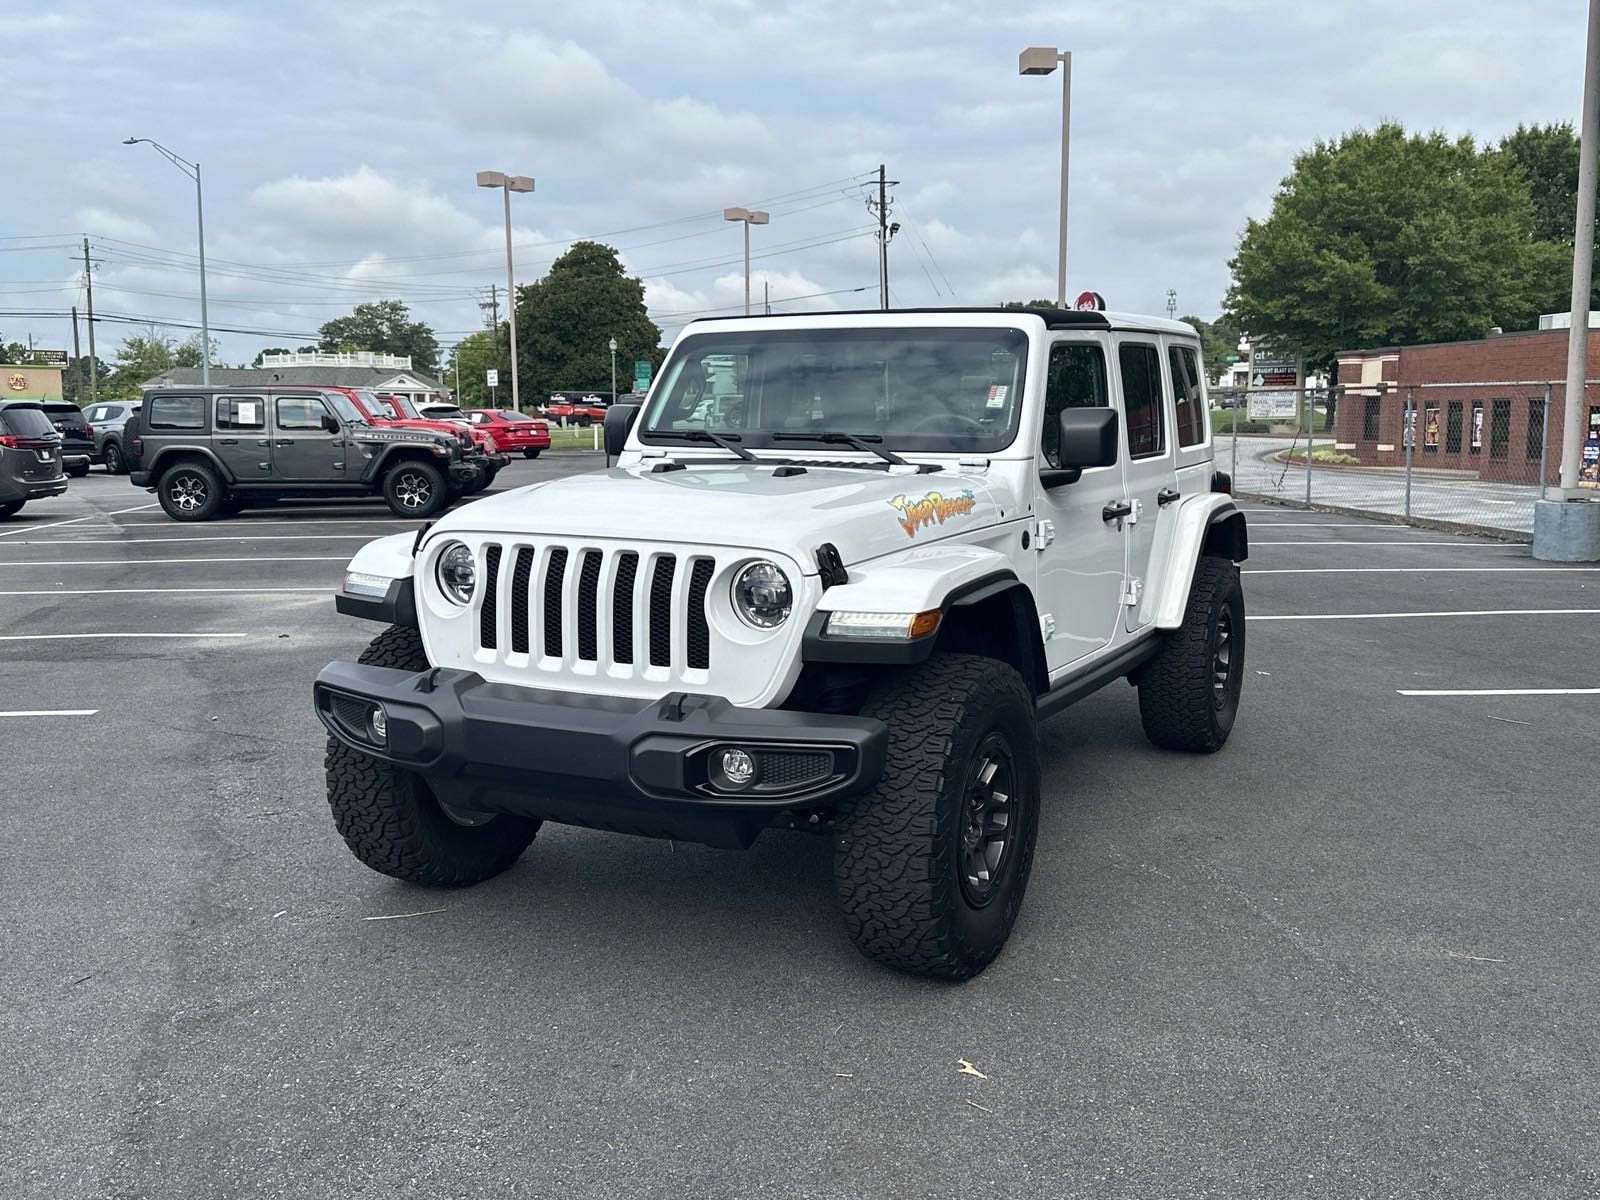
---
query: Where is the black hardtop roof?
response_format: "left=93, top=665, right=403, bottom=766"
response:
left=141, top=384, right=349, bottom=395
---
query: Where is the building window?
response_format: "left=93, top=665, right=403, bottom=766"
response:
left=1490, top=398, right=1510, bottom=459
left=1445, top=402, right=1462, bottom=454
left=1117, top=342, right=1166, bottom=459
left=1424, top=405, right=1439, bottom=452
left=1469, top=401, right=1483, bottom=455
left=1527, top=397, right=1546, bottom=461
left=1362, top=397, right=1381, bottom=441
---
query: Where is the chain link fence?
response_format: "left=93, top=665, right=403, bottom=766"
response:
left=1210, top=381, right=1574, bottom=538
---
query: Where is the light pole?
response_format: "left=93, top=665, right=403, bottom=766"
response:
left=124, top=137, right=210, bottom=383
left=1018, top=47, right=1072, bottom=308
left=723, top=207, right=770, bottom=314
left=477, top=170, right=535, bottom=411
left=608, top=337, right=618, bottom=404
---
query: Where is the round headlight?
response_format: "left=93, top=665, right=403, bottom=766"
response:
left=731, top=561, right=792, bottom=629
left=436, top=542, right=476, bottom=605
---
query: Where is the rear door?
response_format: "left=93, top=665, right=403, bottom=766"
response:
left=270, top=394, right=345, bottom=481
left=214, top=395, right=270, bottom=481
left=1112, top=337, right=1179, bottom=632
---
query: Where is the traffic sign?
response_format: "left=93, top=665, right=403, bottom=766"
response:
left=485, top=369, right=499, bottom=387
left=633, top=360, right=651, bottom=392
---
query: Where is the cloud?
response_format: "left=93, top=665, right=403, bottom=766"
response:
left=75, top=207, right=156, bottom=245
left=250, top=166, right=489, bottom=256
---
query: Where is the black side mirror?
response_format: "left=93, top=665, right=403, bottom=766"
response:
left=321, top=412, right=340, bottom=433
left=603, top=402, right=641, bottom=459
left=1043, top=408, right=1119, bottom=488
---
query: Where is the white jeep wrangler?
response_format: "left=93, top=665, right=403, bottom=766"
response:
left=315, top=307, right=1247, bottom=980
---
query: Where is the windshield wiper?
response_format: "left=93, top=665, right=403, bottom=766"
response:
left=771, top=431, right=938, bottom=472
left=649, top=428, right=756, bottom=462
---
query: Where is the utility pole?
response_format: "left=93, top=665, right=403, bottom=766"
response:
left=764, top=280, right=771, bottom=315
left=71, top=306, right=81, bottom=363
left=867, top=164, right=900, bottom=310
left=82, top=237, right=98, bottom=401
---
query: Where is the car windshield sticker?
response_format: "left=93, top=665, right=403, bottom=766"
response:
left=889, top=489, right=977, bottom=537
left=985, top=384, right=1009, bottom=409
left=237, top=401, right=260, bottom=425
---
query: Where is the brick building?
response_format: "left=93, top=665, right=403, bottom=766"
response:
left=1334, top=328, right=1600, bottom=485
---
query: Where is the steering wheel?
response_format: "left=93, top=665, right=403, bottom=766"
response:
left=908, top=412, right=987, bottom=434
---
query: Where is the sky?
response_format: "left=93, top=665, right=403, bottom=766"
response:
left=2, top=0, right=1591, bottom=375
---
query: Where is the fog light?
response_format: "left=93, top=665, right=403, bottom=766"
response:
left=713, top=746, right=756, bottom=789
left=370, top=705, right=388, bottom=742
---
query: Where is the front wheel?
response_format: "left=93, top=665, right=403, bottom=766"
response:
left=103, top=441, right=125, bottom=474
left=1137, top=555, right=1245, bottom=753
left=158, top=461, right=223, bottom=521
left=326, top=626, right=540, bottom=885
left=382, top=460, right=448, bottom=518
left=522, top=447, right=541, bottom=459
left=832, top=653, right=1041, bottom=981
left=460, top=463, right=489, bottom=496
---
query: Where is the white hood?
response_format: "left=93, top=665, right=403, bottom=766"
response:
left=429, top=462, right=1018, bottom=572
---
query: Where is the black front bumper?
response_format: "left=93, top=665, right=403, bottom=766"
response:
left=313, top=663, right=887, bottom=848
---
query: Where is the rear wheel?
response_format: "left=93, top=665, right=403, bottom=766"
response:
left=522, top=447, right=541, bottom=459
left=1137, top=555, right=1245, bottom=753
left=832, top=653, right=1040, bottom=980
left=382, top=460, right=448, bottom=518
left=0, top=500, right=23, bottom=519
left=103, top=441, right=125, bottom=474
left=325, top=625, right=540, bottom=886
left=158, top=461, right=223, bottom=521
left=67, top=462, right=90, bottom=478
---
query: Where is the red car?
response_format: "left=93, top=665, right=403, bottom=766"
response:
left=464, top=408, right=552, bottom=458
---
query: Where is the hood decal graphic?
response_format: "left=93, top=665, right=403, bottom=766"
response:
left=888, top=489, right=977, bottom=538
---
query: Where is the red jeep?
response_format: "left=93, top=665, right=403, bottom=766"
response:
left=541, top=394, right=609, bottom=426
left=464, top=408, right=551, bottom=458
left=368, top=393, right=510, bottom=492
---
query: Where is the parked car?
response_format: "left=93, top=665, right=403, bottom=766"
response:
left=128, top=386, right=476, bottom=520
left=464, top=408, right=551, bottom=458
left=376, top=394, right=506, bottom=472
left=40, top=401, right=93, bottom=477
left=83, top=400, right=141, bottom=473
left=322, top=387, right=506, bottom=495
left=0, top=400, right=68, bottom=518
left=541, top=395, right=609, bottom=426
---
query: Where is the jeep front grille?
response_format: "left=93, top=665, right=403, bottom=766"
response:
left=475, top=541, right=718, bottom=678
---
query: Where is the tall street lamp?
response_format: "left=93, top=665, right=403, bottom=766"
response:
left=124, top=137, right=210, bottom=383
left=723, top=207, right=770, bottom=315
left=477, top=170, right=535, bottom=411
left=608, top=336, right=618, bottom=404
left=1018, top=47, right=1072, bottom=308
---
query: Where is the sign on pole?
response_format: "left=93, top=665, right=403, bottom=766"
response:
left=633, top=360, right=651, bottom=393
left=485, top=369, right=499, bottom=388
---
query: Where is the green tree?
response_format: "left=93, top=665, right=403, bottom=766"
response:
left=318, top=300, right=439, bottom=373
left=1225, top=123, right=1549, bottom=367
left=512, top=242, right=663, bottom=401
left=1001, top=299, right=1059, bottom=310
left=172, top=334, right=217, bottom=370
left=443, top=329, right=509, bottom=408
left=62, top=355, right=112, bottom=403
left=252, top=346, right=293, bottom=367
left=104, top=330, right=179, bottom=398
left=1178, top=314, right=1242, bottom=383
left=1498, top=122, right=1594, bottom=314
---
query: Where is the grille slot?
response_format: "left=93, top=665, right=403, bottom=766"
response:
left=612, top=552, right=638, bottom=665
left=576, top=550, right=603, bottom=661
left=478, top=544, right=502, bottom=650
left=648, top=556, right=676, bottom=667
left=543, top=547, right=568, bottom=657
left=686, top=558, right=714, bottom=670
left=754, top=750, right=833, bottom=789
left=509, top=547, right=533, bottom=654
left=330, top=693, right=374, bottom=739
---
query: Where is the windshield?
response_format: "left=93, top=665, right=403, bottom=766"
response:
left=497, top=410, right=532, bottom=422
left=0, top=405, right=56, bottom=438
left=385, top=394, right=419, bottom=419
left=322, top=391, right=365, bottom=425
left=426, top=405, right=467, bottom=420
left=639, top=328, right=1028, bottom=454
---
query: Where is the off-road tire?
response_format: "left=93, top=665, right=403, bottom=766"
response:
left=158, top=461, right=223, bottom=522
left=325, top=624, right=540, bottom=886
left=522, top=447, right=541, bottom=459
left=103, top=441, right=125, bottom=474
left=832, top=653, right=1040, bottom=981
left=67, top=461, right=91, bottom=478
left=1137, top=555, right=1245, bottom=753
left=461, top=463, right=489, bottom=496
left=382, top=459, right=448, bottom=518
left=0, top=500, right=23, bottom=519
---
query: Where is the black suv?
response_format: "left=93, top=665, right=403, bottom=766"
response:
left=127, top=387, right=480, bottom=521
left=41, top=401, right=93, bottom=477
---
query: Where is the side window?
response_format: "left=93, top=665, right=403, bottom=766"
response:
left=146, top=394, right=207, bottom=431
left=1118, top=342, right=1166, bottom=458
left=86, top=406, right=108, bottom=423
left=1040, top=342, right=1110, bottom=468
left=1168, top=344, right=1207, bottom=448
left=276, top=395, right=330, bottom=432
left=217, top=396, right=266, bottom=432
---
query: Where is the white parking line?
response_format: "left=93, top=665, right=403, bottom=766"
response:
left=1246, top=567, right=1600, bottom=575
left=0, top=503, right=160, bottom=539
left=1252, top=540, right=1510, bottom=547
left=0, top=587, right=326, bottom=596
left=1245, top=523, right=1390, bottom=528
left=112, top=518, right=413, bottom=528
left=1251, top=608, right=1600, bottom=622
left=0, top=709, right=99, bottom=717
left=1397, top=688, right=1600, bottom=696
left=36, top=534, right=380, bottom=544
left=0, top=556, right=347, bottom=567
left=0, top=632, right=248, bottom=641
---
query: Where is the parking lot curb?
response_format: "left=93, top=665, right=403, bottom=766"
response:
left=1233, top=491, right=1533, bottom=544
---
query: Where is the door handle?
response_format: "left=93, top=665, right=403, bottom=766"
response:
left=1157, top=487, right=1181, bottom=506
left=219, top=438, right=238, bottom=445
left=256, top=439, right=271, bottom=447
left=275, top=439, right=294, bottom=446
left=1102, top=500, right=1133, bottom=523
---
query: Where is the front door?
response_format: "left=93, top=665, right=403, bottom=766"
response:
left=271, top=394, right=346, bottom=481
left=1112, top=337, right=1179, bottom=633
left=214, top=395, right=270, bottom=481
left=1031, top=335, right=1127, bottom=674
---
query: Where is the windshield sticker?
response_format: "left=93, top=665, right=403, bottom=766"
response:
left=985, top=384, right=1009, bottom=409
left=889, top=489, right=977, bottom=538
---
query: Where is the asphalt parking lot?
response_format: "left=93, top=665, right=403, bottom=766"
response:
left=6, top=461, right=1598, bottom=1199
